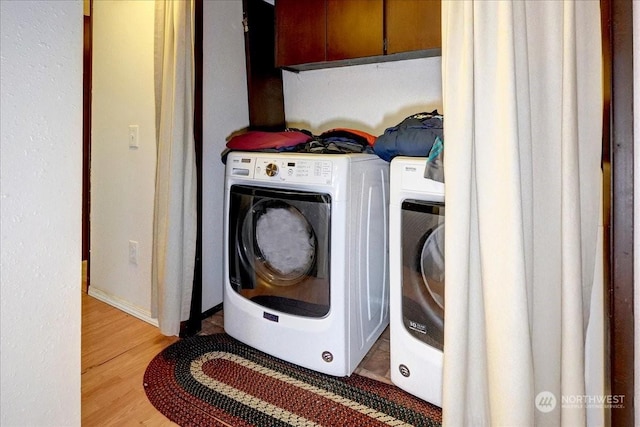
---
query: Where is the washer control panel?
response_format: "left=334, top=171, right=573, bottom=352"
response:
left=228, top=155, right=333, bottom=185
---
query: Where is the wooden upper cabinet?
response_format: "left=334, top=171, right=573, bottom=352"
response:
left=275, top=0, right=326, bottom=67
left=385, top=0, right=441, bottom=54
left=326, top=0, right=383, bottom=61
left=275, top=0, right=440, bottom=68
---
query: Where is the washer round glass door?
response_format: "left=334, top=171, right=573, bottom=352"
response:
left=228, top=184, right=331, bottom=318
left=420, top=223, right=445, bottom=311
left=400, top=200, right=445, bottom=350
left=243, top=199, right=317, bottom=286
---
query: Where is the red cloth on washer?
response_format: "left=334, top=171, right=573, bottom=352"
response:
left=226, top=130, right=312, bottom=151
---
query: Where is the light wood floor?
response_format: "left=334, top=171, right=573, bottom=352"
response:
left=81, top=293, right=179, bottom=426
left=81, top=292, right=391, bottom=426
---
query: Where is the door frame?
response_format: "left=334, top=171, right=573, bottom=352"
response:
left=604, top=0, right=634, bottom=425
left=82, top=1, right=92, bottom=292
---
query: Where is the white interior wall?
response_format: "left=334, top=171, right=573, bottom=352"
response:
left=202, top=0, right=249, bottom=312
left=0, top=1, right=82, bottom=425
left=89, top=0, right=248, bottom=318
left=90, top=0, right=157, bottom=321
left=282, top=57, right=443, bottom=135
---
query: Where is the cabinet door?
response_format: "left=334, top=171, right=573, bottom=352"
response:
left=326, top=0, right=383, bottom=61
left=385, top=0, right=441, bottom=54
left=275, top=0, right=326, bottom=67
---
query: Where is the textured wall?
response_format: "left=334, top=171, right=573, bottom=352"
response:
left=634, top=2, right=639, bottom=424
left=0, top=1, right=83, bottom=425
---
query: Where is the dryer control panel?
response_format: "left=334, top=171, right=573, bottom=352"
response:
left=229, top=155, right=333, bottom=185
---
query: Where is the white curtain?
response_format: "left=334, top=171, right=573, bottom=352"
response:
left=151, top=0, right=197, bottom=336
left=441, top=1, right=602, bottom=425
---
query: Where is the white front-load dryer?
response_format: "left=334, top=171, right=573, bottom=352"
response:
left=389, top=156, right=445, bottom=407
left=224, top=151, right=390, bottom=377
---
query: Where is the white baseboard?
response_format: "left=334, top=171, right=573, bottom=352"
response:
left=88, top=287, right=159, bottom=328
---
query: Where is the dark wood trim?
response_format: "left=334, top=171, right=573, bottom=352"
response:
left=82, top=3, right=92, bottom=288
left=280, top=48, right=441, bottom=73
left=600, top=1, right=613, bottom=423
left=201, top=303, right=223, bottom=320
left=242, top=0, right=285, bottom=131
left=606, top=0, right=634, bottom=425
left=182, top=0, right=204, bottom=337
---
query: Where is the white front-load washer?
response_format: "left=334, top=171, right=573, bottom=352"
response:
left=224, top=151, right=389, bottom=376
left=389, top=156, right=445, bottom=406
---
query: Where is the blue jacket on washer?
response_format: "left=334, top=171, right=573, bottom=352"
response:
left=373, top=111, right=444, bottom=162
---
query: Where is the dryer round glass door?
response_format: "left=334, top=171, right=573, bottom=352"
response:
left=228, top=184, right=331, bottom=318
left=400, top=200, right=445, bottom=351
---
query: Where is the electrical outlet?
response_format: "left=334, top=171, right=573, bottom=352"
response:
left=128, top=240, right=138, bottom=265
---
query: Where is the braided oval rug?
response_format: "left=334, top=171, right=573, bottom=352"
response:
left=144, top=334, right=442, bottom=427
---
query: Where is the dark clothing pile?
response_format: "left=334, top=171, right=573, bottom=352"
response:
left=221, top=128, right=375, bottom=163
left=372, top=110, right=444, bottom=162
left=221, top=112, right=445, bottom=181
